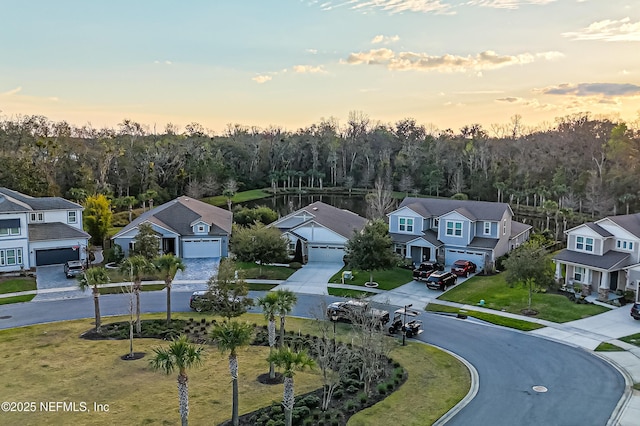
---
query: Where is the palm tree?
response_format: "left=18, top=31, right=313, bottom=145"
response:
left=120, top=255, right=156, bottom=334
left=210, top=321, right=253, bottom=426
left=154, top=254, right=186, bottom=325
left=267, top=347, right=316, bottom=426
left=77, top=266, right=110, bottom=333
left=274, top=289, right=297, bottom=348
left=256, top=292, right=279, bottom=379
left=149, top=336, right=204, bottom=426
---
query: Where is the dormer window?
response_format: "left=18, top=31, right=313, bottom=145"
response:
left=399, top=217, right=414, bottom=233
left=194, top=223, right=209, bottom=234
left=576, top=236, right=594, bottom=253
left=484, top=221, right=491, bottom=235
left=68, top=211, right=77, bottom=224
left=197, top=225, right=206, bottom=233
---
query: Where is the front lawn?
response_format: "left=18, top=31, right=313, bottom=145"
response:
left=438, top=273, right=609, bottom=323
left=0, top=277, right=36, bottom=294
left=236, top=262, right=297, bottom=280
left=426, top=303, right=546, bottom=331
left=0, top=294, right=35, bottom=305
left=620, top=333, right=640, bottom=348
left=0, top=312, right=469, bottom=426
left=329, top=267, right=413, bottom=290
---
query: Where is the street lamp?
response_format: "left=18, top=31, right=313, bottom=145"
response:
left=402, top=304, right=413, bottom=346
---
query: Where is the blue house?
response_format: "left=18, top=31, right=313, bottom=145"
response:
left=388, top=197, right=531, bottom=270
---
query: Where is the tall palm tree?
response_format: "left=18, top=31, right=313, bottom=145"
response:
left=120, top=255, right=156, bottom=334
left=210, top=321, right=253, bottom=426
left=256, top=292, right=279, bottom=379
left=149, top=336, right=204, bottom=426
left=154, top=254, right=186, bottom=325
left=77, top=266, right=110, bottom=333
left=274, top=289, right=297, bottom=348
left=267, top=347, right=316, bottom=426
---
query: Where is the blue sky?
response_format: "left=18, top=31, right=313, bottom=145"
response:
left=1, top=0, right=639, bottom=133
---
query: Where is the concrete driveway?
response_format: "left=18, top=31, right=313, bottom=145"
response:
left=272, top=261, right=344, bottom=295
left=34, top=264, right=88, bottom=301
left=370, top=274, right=474, bottom=309
left=174, top=258, right=220, bottom=281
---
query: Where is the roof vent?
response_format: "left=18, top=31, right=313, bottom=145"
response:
left=313, top=207, right=318, bottom=211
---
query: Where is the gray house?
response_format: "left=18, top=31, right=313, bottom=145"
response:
left=112, top=196, right=232, bottom=259
left=0, top=187, right=90, bottom=270
left=388, top=197, right=531, bottom=270
left=270, top=201, right=367, bottom=263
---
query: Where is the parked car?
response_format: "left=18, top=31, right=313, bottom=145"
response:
left=64, top=260, right=84, bottom=278
left=631, top=303, right=640, bottom=320
left=451, top=260, right=477, bottom=277
left=327, top=300, right=390, bottom=325
left=412, top=261, right=444, bottom=281
left=426, top=271, right=457, bottom=291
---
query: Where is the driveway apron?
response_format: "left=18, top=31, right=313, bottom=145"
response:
left=34, top=265, right=88, bottom=301
left=273, top=262, right=344, bottom=295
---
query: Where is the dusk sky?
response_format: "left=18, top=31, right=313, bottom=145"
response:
left=1, top=0, right=639, bottom=133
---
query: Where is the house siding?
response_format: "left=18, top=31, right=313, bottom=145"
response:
left=388, top=208, right=423, bottom=235
left=439, top=212, right=472, bottom=246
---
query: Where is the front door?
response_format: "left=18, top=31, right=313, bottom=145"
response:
left=421, top=247, right=431, bottom=262
left=609, top=271, right=619, bottom=291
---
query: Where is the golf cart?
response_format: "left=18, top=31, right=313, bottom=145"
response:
left=388, top=308, right=422, bottom=338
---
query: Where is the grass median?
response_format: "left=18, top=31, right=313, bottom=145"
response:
left=0, top=312, right=469, bottom=426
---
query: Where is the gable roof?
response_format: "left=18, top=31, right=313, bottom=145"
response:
left=553, top=249, right=631, bottom=271
left=273, top=201, right=367, bottom=239
left=510, top=221, right=532, bottom=238
left=113, top=196, right=232, bottom=238
left=600, top=213, right=640, bottom=238
left=395, top=197, right=511, bottom=222
left=0, top=188, right=82, bottom=213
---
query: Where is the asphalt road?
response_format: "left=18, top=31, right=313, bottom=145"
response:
left=0, top=290, right=625, bottom=425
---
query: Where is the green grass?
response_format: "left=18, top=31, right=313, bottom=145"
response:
left=595, top=342, right=625, bottom=352
left=0, top=294, right=35, bottom=304
left=426, top=303, right=545, bottom=331
left=0, top=313, right=469, bottom=426
left=437, top=273, right=609, bottom=323
left=97, top=284, right=167, bottom=295
left=236, top=261, right=296, bottom=280
left=202, top=189, right=272, bottom=207
left=327, top=287, right=376, bottom=298
left=619, top=333, right=640, bottom=347
left=0, top=277, right=37, bottom=294
left=329, top=267, right=413, bottom=290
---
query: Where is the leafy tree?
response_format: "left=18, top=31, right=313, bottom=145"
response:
left=344, top=219, right=396, bottom=285
left=230, top=223, right=289, bottom=272
left=274, top=289, right=297, bottom=348
left=154, top=254, right=186, bottom=325
left=210, top=321, right=254, bottom=426
left=202, top=258, right=252, bottom=319
left=120, top=255, right=156, bottom=334
left=267, top=347, right=316, bottom=426
left=503, top=240, right=554, bottom=311
left=77, top=266, right=110, bottom=332
left=83, top=194, right=112, bottom=246
left=256, top=292, right=279, bottom=379
left=232, top=205, right=278, bottom=227
left=149, top=336, right=204, bottom=426
left=133, top=222, right=160, bottom=260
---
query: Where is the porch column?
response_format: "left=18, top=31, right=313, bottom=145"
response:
left=554, top=261, right=562, bottom=281
left=598, top=271, right=610, bottom=302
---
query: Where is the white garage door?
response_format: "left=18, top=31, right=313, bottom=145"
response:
left=445, top=249, right=486, bottom=270
left=308, top=245, right=344, bottom=263
left=182, top=239, right=221, bottom=258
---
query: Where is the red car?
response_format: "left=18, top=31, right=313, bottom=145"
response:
left=451, top=260, right=477, bottom=277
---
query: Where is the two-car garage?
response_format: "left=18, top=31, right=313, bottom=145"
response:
left=182, top=238, right=221, bottom=259
left=35, top=247, right=80, bottom=266
left=307, top=245, right=345, bottom=263
left=445, top=249, right=487, bottom=271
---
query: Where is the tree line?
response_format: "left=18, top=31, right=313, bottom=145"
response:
left=1, top=111, right=639, bottom=218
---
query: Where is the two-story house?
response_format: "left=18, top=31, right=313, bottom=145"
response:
left=388, top=197, right=531, bottom=270
left=0, top=188, right=90, bottom=272
left=112, top=196, right=232, bottom=259
left=553, top=213, right=640, bottom=299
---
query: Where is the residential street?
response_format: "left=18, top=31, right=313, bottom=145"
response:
left=0, top=289, right=625, bottom=426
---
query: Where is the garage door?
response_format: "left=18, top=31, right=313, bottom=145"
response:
left=36, top=248, right=79, bottom=266
left=308, top=245, right=344, bottom=263
left=445, top=249, right=486, bottom=271
left=182, top=239, right=221, bottom=258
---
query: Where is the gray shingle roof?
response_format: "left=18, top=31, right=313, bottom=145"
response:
left=585, top=222, right=614, bottom=237
left=469, top=237, right=498, bottom=249
left=510, top=221, right=532, bottom=238
left=28, top=222, right=91, bottom=242
left=113, top=196, right=232, bottom=238
left=0, top=188, right=82, bottom=211
left=603, top=213, right=640, bottom=238
left=277, top=201, right=367, bottom=239
left=397, top=197, right=511, bottom=221
left=553, top=249, right=631, bottom=271
left=390, top=229, right=442, bottom=246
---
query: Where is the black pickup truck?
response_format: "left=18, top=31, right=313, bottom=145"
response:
left=412, top=261, right=444, bottom=281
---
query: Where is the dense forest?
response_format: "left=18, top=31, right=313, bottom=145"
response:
left=1, top=111, right=639, bottom=220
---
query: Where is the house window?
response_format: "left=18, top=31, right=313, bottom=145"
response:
left=197, top=225, right=205, bottom=233
left=433, top=218, right=439, bottom=229
left=67, top=211, right=77, bottom=224
left=29, top=212, right=44, bottom=223
left=399, top=217, right=414, bottom=233
left=288, top=242, right=296, bottom=252
left=446, top=221, right=462, bottom=237
left=503, top=219, right=506, bottom=235
left=394, top=244, right=406, bottom=257
left=617, top=240, right=634, bottom=251
left=0, top=226, right=20, bottom=236
left=484, top=221, right=491, bottom=235
left=574, top=266, right=585, bottom=283
left=0, top=248, right=22, bottom=266
left=576, top=236, right=594, bottom=253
